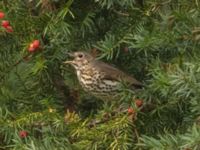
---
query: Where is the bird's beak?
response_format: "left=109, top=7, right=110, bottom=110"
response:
left=67, top=52, right=74, bottom=57
left=63, top=60, right=73, bottom=64
left=63, top=52, right=74, bottom=64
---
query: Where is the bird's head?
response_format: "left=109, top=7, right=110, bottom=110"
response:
left=63, top=51, right=94, bottom=69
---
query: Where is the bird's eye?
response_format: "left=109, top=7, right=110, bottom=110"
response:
left=78, top=54, right=83, bottom=58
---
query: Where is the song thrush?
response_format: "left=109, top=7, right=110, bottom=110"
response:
left=64, top=51, right=143, bottom=100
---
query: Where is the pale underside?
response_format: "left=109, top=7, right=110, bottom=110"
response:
left=75, top=60, right=142, bottom=100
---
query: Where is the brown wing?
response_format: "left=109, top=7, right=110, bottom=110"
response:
left=91, top=60, right=143, bottom=88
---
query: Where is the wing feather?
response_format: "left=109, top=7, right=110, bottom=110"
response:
left=91, top=60, right=143, bottom=88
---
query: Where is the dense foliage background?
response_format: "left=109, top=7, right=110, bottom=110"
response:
left=1, top=0, right=200, bottom=149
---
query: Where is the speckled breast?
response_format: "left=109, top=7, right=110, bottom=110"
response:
left=76, top=66, right=120, bottom=100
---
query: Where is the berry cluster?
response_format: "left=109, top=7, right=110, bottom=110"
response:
left=28, top=40, right=40, bottom=52
left=127, top=99, right=143, bottom=115
left=0, top=11, right=13, bottom=33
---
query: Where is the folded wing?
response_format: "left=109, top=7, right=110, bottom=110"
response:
left=92, top=60, right=143, bottom=89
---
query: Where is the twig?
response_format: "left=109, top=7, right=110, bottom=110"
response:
left=52, top=72, right=77, bottom=113
left=87, top=109, right=127, bottom=128
left=134, top=127, right=140, bottom=143
left=113, top=9, right=130, bottom=17
left=0, top=53, right=32, bottom=83
left=134, top=127, right=142, bottom=150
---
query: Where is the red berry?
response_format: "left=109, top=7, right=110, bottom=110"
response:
left=28, top=43, right=36, bottom=52
left=135, top=99, right=143, bottom=107
left=29, top=43, right=34, bottom=48
left=19, top=130, right=28, bottom=138
left=2, top=20, right=10, bottom=28
left=28, top=47, right=35, bottom=52
left=128, top=108, right=135, bottom=115
left=28, top=44, right=36, bottom=52
left=5, top=26, right=13, bottom=33
left=0, top=12, right=5, bottom=19
left=32, top=40, right=40, bottom=49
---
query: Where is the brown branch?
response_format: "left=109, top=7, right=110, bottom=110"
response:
left=87, top=109, right=127, bottom=128
left=114, top=11, right=129, bottom=17
left=13, top=53, right=32, bottom=67
left=113, top=9, right=130, bottom=17
left=52, top=71, right=78, bottom=113
left=0, top=53, right=32, bottom=82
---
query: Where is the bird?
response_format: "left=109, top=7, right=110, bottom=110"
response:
left=63, top=51, right=143, bottom=101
